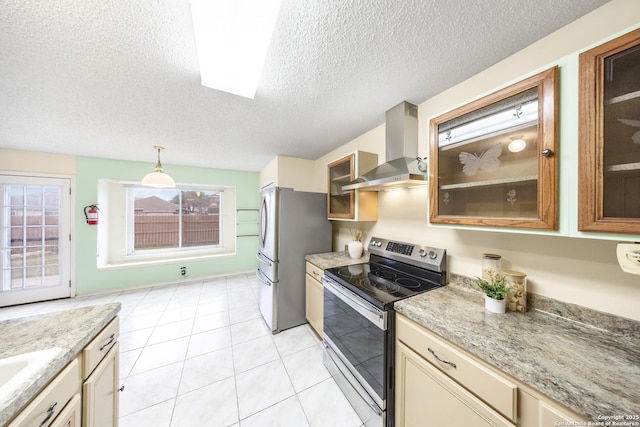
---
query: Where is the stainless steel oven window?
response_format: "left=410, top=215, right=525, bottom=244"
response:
left=322, top=276, right=386, bottom=406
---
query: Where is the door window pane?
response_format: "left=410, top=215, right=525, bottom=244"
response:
left=25, top=186, right=42, bottom=207
left=9, top=227, right=23, bottom=247
left=2, top=183, right=63, bottom=292
left=25, top=266, right=42, bottom=287
left=44, top=187, right=59, bottom=206
left=44, top=264, right=59, bottom=287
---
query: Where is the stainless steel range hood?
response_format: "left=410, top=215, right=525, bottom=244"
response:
left=342, top=101, right=427, bottom=191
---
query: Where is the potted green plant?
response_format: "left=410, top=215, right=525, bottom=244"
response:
left=476, top=277, right=513, bottom=313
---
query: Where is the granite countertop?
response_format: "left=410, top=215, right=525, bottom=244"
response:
left=0, top=303, right=121, bottom=426
left=395, top=282, right=640, bottom=421
left=306, top=250, right=369, bottom=270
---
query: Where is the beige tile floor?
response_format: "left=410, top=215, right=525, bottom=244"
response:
left=0, top=273, right=364, bottom=427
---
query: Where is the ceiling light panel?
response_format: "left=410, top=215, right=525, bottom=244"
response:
left=190, top=0, right=282, bottom=99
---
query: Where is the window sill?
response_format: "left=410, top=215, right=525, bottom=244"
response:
left=97, top=250, right=236, bottom=270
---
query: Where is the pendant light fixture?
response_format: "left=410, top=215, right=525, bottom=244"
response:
left=141, top=146, right=176, bottom=188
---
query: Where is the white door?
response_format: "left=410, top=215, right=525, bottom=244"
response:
left=0, top=175, right=72, bottom=307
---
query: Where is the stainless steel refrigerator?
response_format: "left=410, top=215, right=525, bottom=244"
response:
left=256, top=187, right=332, bottom=334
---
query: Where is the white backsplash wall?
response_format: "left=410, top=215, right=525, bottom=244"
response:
left=333, top=188, right=640, bottom=321
left=332, top=221, right=376, bottom=253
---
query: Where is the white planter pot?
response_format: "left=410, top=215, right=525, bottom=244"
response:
left=348, top=240, right=363, bottom=259
left=484, top=295, right=507, bottom=314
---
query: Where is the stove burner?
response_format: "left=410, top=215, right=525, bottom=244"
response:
left=325, top=245, right=446, bottom=310
left=369, top=264, right=398, bottom=281
left=336, top=265, right=365, bottom=279
left=357, top=276, right=401, bottom=293
left=396, top=277, right=423, bottom=289
left=373, top=270, right=397, bottom=280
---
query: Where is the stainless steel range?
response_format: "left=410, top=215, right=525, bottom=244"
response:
left=322, top=237, right=446, bottom=427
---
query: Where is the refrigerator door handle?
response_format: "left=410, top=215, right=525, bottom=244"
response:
left=259, top=196, right=268, bottom=248
left=256, top=268, right=272, bottom=286
left=256, top=252, right=273, bottom=267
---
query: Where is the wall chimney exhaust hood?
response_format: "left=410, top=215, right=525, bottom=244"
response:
left=342, top=101, right=427, bottom=191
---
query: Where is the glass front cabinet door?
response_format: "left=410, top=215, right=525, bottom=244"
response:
left=429, top=67, right=558, bottom=230
left=328, top=154, right=355, bottom=219
left=327, top=151, right=378, bottom=220
left=578, top=28, right=640, bottom=234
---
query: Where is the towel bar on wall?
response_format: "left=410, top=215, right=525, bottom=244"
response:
left=236, top=208, right=259, bottom=237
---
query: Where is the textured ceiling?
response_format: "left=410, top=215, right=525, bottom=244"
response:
left=0, top=0, right=609, bottom=172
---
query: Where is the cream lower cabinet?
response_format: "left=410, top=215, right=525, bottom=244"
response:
left=83, top=343, right=119, bottom=427
left=396, top=314, right=586, bottom=427
left=518, top=389, right=585, bottom=427
left=82, top=317, right=120, bottom=427
left=396, top=341, right=515, bottom=427
left=8, top=358, right=81, bottom=427
left=8, top=316, right=120, bottom=427
left=305, top=261, right=324, bottom=337
left=51, top=393, right=82, bottom=427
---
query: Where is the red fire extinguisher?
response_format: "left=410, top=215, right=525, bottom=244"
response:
left=84, top=205, right=99, bottom=225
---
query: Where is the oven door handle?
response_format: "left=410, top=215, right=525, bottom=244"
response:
left=323, top=277, right=386, bottom=330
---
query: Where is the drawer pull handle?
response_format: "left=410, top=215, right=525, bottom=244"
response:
left=428, top=347, right=457, bottom=368
left=38, top=402, right=57, bottom=427
left=100, top=334, right=115, bottom=351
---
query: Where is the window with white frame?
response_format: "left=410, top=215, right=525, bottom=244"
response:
left=96, top=180, right=236, bottom=268
left=128, top=187, right=221, bottom=253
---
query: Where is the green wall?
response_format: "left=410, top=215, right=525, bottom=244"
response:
left=75, top=156, right=260, bottom=295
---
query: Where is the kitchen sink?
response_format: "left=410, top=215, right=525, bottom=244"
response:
left=0, top=348, right=61, bottom=402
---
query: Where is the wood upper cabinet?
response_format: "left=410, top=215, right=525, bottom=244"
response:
left=327, top=151, right=378, bottom=220
left=578, top=28, right=640, bottom=234
left=429, top=67, right=558, bottom=230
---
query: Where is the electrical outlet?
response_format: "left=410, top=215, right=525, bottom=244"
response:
left=180, top=266, right=187, bottom=276
left=616, top=243, right=640, bottom=275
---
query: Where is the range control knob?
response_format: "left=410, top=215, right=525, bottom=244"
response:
left=428, top=250, right=437, bottom=259
left=418, top=249, right=427, bottom=257
left=376, top=241, right=382, bottom=247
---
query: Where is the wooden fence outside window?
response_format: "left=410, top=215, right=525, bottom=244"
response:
left=134, top=214, right=220, bottom=249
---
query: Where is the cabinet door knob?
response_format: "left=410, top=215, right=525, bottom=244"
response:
left=541, top=149, right=553, bottom=157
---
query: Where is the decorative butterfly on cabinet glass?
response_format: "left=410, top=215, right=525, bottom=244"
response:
left=458, top=144, right=503, bottom=176
left=617, top=119, right=640, bottom=144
